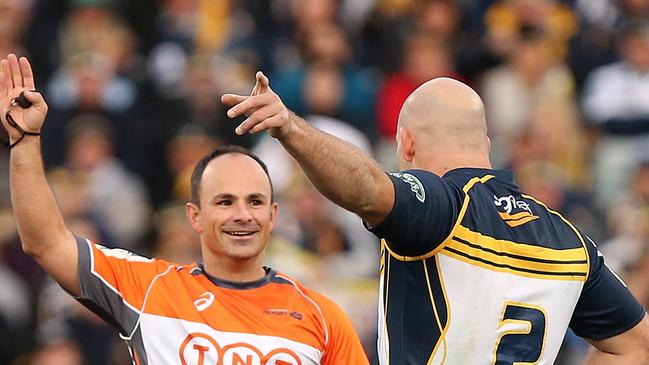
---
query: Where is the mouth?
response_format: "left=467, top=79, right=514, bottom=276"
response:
left=222, top=230, right=259, bottom=239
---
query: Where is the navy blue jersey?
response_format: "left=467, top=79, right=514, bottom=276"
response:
left=368, top=168, right=645, bottom=365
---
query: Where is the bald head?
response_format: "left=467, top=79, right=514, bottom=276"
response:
left=396, top=77, right=490, bottom=173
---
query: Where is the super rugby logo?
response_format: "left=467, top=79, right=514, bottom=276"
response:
left=493, top=195, right=539, bottom=227
left=179, top=332, right=303, bottom=365
left=390, top=172, right=425, bottom=202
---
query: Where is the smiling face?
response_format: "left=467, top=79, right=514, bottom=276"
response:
left=186, top=153, right=277, bottom=267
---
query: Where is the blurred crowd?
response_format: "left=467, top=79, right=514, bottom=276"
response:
left=1, top=0, right=649, bottom=364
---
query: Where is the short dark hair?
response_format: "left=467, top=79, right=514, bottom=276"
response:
left=190, top=145, right=273, bottom=206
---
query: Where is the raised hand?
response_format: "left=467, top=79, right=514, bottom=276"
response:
left=221, top=71, right=292, bottom=138
left=0, top=54, right=48, bottom=146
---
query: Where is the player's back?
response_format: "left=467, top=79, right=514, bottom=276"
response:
left=372, top=168, right=644, bottom=365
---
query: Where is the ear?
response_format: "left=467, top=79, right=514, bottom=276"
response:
left=186, top=202, right=203, bottom=234
left=400, top=127, right=416, bottom=162
left=268, top=202, right=278, bottom=231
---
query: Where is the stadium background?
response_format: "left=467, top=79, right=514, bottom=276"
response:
left=0, top=0, right=648, bottom=364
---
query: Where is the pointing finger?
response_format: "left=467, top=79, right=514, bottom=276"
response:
left=249, top=114, right=282, bottom=134
left=221, top=93, right=248, bottom=107
left=234, top=104, right=281, bottom=135
left=227, top=93, right=272, bottom=118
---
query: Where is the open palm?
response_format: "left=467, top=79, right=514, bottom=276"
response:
left=0, top=54, right=48, bottom=144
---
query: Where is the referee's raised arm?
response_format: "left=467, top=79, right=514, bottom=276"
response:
left=0, top=54, right=79, bottom=295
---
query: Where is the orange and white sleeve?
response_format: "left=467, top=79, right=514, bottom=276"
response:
left=74, top=236, right=174, bottom=336
left=316, top=294, right=370, bottom=365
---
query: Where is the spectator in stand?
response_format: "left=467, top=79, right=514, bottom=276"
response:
left=480, top=26, right=577, bottom=168
left=64, top=114, right=150, bottom=246
left=151, top=203, right=201, bottom=265
left=273, top=20, right=378, bottom=137
left=376, top=32, right=460, bottom=169
left=582, top=19, right=649, bottom=207
left=165, top=124, right=219, bottom=202
left=599, top=162, right=649, bottom=281
left=570, top=0, right=649, bottom=88
left=484, top=0, right=578, bottom=62
left=42, top=4, right=142, bottom=168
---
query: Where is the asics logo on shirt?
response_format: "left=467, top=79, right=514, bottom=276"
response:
left=194, top=292, right=215, bottom=312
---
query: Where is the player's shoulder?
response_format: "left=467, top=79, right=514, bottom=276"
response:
left=389, top=168, right=461, bottom=201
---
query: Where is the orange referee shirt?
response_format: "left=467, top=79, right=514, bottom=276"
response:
left=74, top=237, right=369, bottom=365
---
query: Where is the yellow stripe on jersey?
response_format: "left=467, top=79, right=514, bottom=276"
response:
left=505, top=215, right=539, bottom=228
left=498, top=211, right=540, bottom=227
left=454, top=225, right=587, bottom=262
left=440, top=225, right=588, bottom=281
left=427, top=255, right=450, bottom=365
left=522, top=194, right=591, bottom=282
left=423, top=258, right=448, bottom=365
left=498, top=211, right=533, bottom=221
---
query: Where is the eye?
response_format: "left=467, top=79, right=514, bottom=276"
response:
left=250, top=199, right=264, bottom=206
left=217, top=200, right=232, bottom=206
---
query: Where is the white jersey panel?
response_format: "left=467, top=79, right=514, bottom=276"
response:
left=139, top=313, right=323, bottom=365
left=436, top=253, right=584, bottom=365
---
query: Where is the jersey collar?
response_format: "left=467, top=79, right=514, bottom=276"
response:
left=443, top=167, right=515, bottom=184
left=195, top=264, right=277, bottom=290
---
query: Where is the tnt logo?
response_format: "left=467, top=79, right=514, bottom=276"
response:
left=179, top=333, right=303, bottom=365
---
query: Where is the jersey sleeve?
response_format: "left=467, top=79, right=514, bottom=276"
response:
left=74, top=236, right=174, bottom=335
left=318, top=295, right=370, bottom=365
left=366, top=169, right=461, bottom=256
left=569, top=235, right=646, bottom=340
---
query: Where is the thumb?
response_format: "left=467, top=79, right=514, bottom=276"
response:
left=251, top=71, right=270, bottom=96
left=22, top=90, right=44, bottom=107
left=22, top=90, right=39, bottom=102
left=256, top=71, right=269, bottom=89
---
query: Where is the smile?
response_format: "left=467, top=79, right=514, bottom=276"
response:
left=223, top=231, right=258, bottom=237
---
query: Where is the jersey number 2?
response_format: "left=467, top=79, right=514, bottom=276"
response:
left=493, top=302, right=547, bottom=365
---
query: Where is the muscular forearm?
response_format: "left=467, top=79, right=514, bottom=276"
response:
left=277, top=113, right=393, bottom=225
left=10, top=136, right=73, bottom=256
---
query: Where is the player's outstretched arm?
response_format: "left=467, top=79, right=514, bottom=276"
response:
left=1, top=54, right=78, bottom=295
left=222, top=72, right=394, bottom=226
left=584, top=315, right=649, bottom=364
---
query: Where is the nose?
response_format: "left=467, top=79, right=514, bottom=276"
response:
left=231, top=201, right=254, bottom=222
